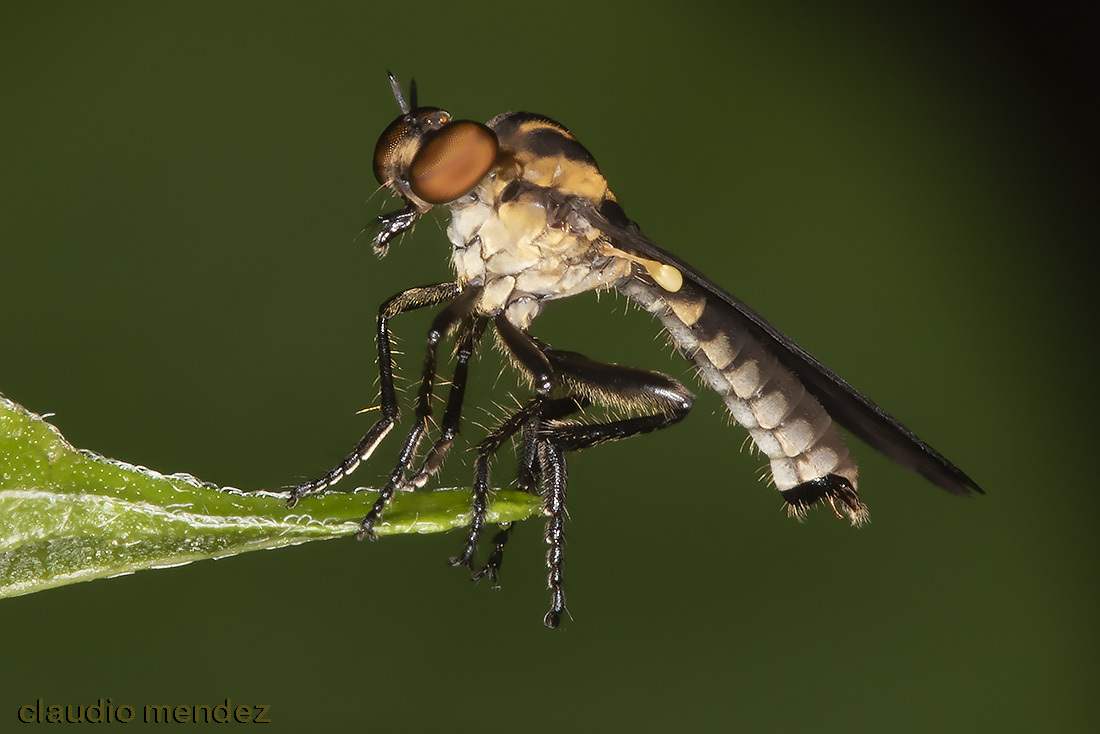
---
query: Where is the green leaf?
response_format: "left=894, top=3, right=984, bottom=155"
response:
left=0, top=394, right=543, bottom=600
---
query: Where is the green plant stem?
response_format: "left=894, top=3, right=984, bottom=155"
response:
left=0, top=394, right=543, bottom=599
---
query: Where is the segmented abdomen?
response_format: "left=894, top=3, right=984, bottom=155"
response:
left=618, top=278, right=860, bottom=495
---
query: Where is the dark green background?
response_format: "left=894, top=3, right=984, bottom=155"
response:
left=2, top=1, right=1095, bottom=731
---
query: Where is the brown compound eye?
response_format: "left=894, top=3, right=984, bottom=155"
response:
left=372, top=116, right=411, bottom=185
left=409, top=121, right=498, bottom=204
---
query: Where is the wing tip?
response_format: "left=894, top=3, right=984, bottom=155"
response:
left=934, top=466, right=984, bottom=497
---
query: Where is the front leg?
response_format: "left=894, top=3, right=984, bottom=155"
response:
left=369, top=201, right=423, bottom=258
left=360, top=288, right=483, bottom=539
left=285, top=282, right=461, bottom=509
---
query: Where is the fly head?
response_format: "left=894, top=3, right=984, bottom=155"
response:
left=367, top=75, right=499, bottom=255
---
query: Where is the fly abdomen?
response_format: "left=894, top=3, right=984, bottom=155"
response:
left=618, top=277, right=868, bottom=524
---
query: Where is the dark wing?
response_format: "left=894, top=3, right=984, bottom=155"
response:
left=590, top=201, right=983, bottom=497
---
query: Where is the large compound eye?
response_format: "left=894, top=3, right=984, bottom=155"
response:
left=409, top=121, right=498, bottom=204
left=373, top=115, right=410, bottom=184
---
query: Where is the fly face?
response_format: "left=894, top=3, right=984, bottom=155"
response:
left=284, top=75, right=983, bottom=628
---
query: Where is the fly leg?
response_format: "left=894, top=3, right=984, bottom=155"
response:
left=471, top=397, right=583, bottom=584
left=349, top=288, right=475, bottom=510
left=534, top=350, right=694, bottom=629
left=401, top=317, right=487, bottom=491
left=515, top=397, right=586, bottom=491
left=538, top=439, right=568, bottom=628
left=516, top=406, right=545, bottom=493
left=284, top=282, right=461, bottom=509
left=491, top=317, right=695, bottom=627
left=448, top=315, right=562, bottom=571
left=357, top=289, right=482, bottom=541
left=368, top=202, right=423, bottom=258
left=470, top=525, right=515, bottom=584
left=356, top=288, right=489, bottom=540
left=538, top=348, right=696, bottom=451
left=449, top=397, right=545, bottom=569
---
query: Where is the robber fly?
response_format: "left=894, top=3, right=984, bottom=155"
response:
left=284, top=75, right=982, bottom=627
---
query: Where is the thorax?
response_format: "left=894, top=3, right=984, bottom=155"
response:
left=445, top=113, right=633, bottom=330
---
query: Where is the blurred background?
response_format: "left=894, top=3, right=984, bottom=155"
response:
left=2, top=1, right=1095, bottom=730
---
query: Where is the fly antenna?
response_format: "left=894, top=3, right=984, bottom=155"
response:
left=409, top=78, right=419, bottom=110
left=386, top=70, right=410, bottom=115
